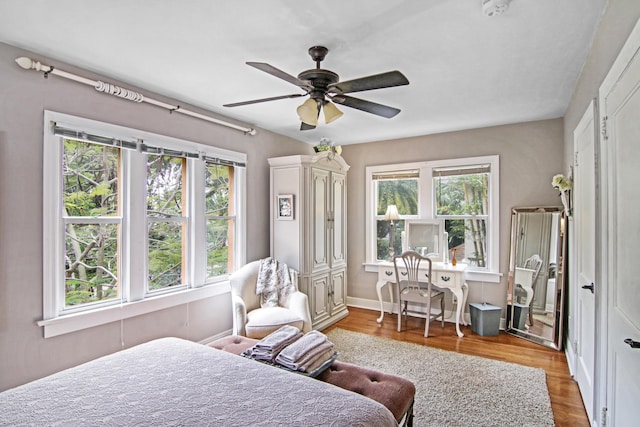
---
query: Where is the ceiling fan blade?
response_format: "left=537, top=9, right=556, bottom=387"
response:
left=328, top=71, right=409, bottom=94
left=300, top=122, right=316, bottom=131
left=247, top=62, right=314, bottom=90
left=331, top=94, right=401, bottom=118
left=223, top=93, right=305, bottom=107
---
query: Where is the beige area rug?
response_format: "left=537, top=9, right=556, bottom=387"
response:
left=326, top=329, right=555, bottom=427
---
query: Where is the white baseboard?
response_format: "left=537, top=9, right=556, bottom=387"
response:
left=346, top=296, right=500, bottom=329
left=565, top=340, right=577, bottom=377
left=199, top=328, right=233, bottom=345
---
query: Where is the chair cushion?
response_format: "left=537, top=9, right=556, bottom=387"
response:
left=245, top=307, right=304, bottom=339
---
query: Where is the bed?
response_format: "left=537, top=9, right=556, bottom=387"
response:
left=0, top=337, right=396, bottom=426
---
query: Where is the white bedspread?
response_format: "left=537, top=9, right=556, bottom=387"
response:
left=0, top=337, right=396, bottom=426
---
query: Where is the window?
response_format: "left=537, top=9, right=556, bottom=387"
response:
left=434, top=164, right=490, bottom=267
left=372, top=170, right=419, bottom=260
left=365, top=156, right=499, bottom=277
left=205, top=162, right=235, bottom=277
left=63, top=139, right=121, bottom=309
left=147, top=154, right=187, bottom=292
left=41, top=111, right=246, bottom=336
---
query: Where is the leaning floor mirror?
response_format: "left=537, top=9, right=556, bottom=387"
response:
left=506, top=207, right=567, bottom=350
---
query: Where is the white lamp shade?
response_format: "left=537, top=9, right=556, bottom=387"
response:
left=297, top=98, right=319, bottom=125
left=384, top=204, right=400, bottom=221
left=323, top=101, right=343, bottom=124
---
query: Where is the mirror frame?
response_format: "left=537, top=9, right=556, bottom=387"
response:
left=506, top=206, right=566, bottom=350
left=402, top=219, right=445, bottom=262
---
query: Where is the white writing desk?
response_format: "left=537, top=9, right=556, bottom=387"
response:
left=373, top=261, right=469, bottom=337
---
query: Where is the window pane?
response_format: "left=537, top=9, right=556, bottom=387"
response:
left=435, top=173, right=488, bottom=216
left=206, top=163, right=234, bottom=278
left=376, top=179, right=418, bottom=215
left=207, top=218, right=232, bottom=276
left=148, top=221, right=184, bottom=290
left=446, top=219, right=487, bottom=267
left=376, top=219, right=405, bottom=261
left=65, top=223, right=119, bottom=307
left=206, top=164, right=232, bottom=216
left=147, top=155, right=184, bottom=217
left=63, top=139, right=119, bottom=216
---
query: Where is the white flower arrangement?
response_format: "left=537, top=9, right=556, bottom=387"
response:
left=551, top=174, right=572, bottom=192
left=552, top=174, right=572, bottom=216
left=314, top=137, right=342, bottom=155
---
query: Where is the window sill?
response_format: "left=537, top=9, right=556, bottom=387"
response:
left=37, top=283, right=229, bottom=338
left=363, top=262, right=502, bottom=283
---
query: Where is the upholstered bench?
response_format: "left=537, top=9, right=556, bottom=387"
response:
left=208, top=334, right=257, bottom=355
left=208, top=335, right=415, bottom=426
left=317, top=360, right=415, bottom=426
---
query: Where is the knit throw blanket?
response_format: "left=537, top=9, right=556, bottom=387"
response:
left=256, top=258, right=295, bottom=307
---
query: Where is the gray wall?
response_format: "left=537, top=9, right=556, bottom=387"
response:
left=340, top=119, right=564, bottom=312
left=0, top=42, right=312, bottom=391
left=563, top=0, right=640, bottom=164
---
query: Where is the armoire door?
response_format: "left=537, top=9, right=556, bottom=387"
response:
left=330, top=268, right=347, bottom=313
left=599, top=17, right=640, bottom=426
left=311, top=168, right=330, bottom=272
left=310, top=273, right=330, bottom=325
left=331, top=171, right=347, bottom=268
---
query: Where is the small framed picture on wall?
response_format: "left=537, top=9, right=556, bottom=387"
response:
left=277, top=194, right=294, bottom=220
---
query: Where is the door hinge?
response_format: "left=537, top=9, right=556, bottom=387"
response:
left=601, top=115, right=609, bottom=140
left=601, top=406, right=608, bottom=426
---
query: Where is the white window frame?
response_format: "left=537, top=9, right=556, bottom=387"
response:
left=39, top=111, right=247, bottom=337
left=365, top=155, right=500, bottom=282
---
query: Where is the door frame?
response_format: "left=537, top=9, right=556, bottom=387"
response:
left=569, top=98, right=600, bottom=424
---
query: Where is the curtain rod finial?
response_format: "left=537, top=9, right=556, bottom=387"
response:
left=15, top=56, right=52, bottom=73
left=15, top=57, right=34, bottom=70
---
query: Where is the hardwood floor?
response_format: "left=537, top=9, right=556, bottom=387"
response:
left=324, top=307, right=589, bottom=427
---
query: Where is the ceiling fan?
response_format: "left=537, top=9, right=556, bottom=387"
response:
left=224, top=46, right=410, bottom=130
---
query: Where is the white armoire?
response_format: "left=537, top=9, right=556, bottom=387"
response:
left=268, top=151, right=349, bottom=330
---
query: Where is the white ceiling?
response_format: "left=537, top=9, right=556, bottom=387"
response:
left=0, top=0, right=606, bottom=145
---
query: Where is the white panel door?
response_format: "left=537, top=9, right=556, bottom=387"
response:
left=573, top=100, right=597, bottom=422
left=599, top=17, right=640, bottom=427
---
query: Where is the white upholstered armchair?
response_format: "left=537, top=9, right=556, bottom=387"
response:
left=230, top=260, right=312, bottom=338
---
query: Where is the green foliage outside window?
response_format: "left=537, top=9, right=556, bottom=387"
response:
left=376, top=179, right=417, bottom=260
left=435, top=173, right=488, bottom=266
left=373, top=171, right=489, bottom=266
left=147, top=155, right=185, bottom=291
left=63, top=139, right=120, bottom=307
left=206, top=164, right=233, bottom=277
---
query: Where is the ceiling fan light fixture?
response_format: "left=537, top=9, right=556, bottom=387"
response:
left=297, top=98, right=319, bottom=125
left=482, top=0, right=511, bottom=17
left=226, top=46, right=409, bottom=130
left=323, top=101, right=343, bottom=124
